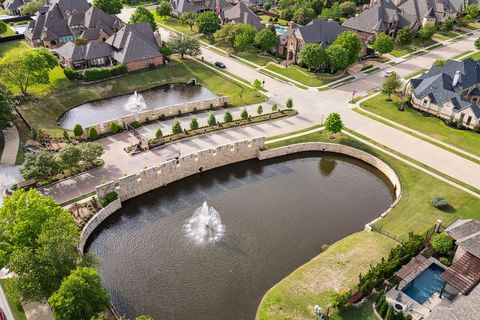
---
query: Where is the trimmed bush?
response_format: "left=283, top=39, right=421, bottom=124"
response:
left=73, top=124, right=84, bottom=137
left=65, top=64, right=128, bottom=82
left=241, top=108, right=248, bottom=119
left=430, top=196, right=449, bottom=209
left=109, top=122, right=123, bottom=134
left=84, top=68, right=111, bottom=81
left=224, top=111, right=233, bottom=123
left=286, top=98, right=293, bottom=109
left=208, top=112, right=216, bottom=127
left=439, top=256, right=452, bottom=266
left=100, top=191, right=118, bottom=207
left=257, top=105, right=263, bottom=115
left=272, top=104, right=278, bottom=112
left=190, top=117, right=199, bottom=130
left=63, top=68, right=84, bottom=81
left=155, top=128, right=163, bottom=139
left=88, top=127, right=98, bottom=140
left=130, top=121, right=141, bottom=129
left=431, top=233, right=454, bottom=255
left=159, top=114, right=166, bottom=121
left=172, top=121, right=183, bottom=134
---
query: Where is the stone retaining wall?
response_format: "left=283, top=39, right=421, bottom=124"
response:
left=80, top=140, right=402, bottom=252
left=79, top=198, right=122, bottom=252
left=84, top=96, right=230, bottom=135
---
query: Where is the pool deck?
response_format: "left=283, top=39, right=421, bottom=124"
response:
left=386, top=257, right=446, bottom=319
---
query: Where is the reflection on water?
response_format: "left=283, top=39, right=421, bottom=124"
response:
left=87, top=153, right=395, bottom=320
left=58, top=84, right=216, bottom=129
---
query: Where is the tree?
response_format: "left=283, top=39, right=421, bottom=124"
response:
left=326, top=44, right=349, bottom=72
left=0, top=189, right=79, bottom=301
left=160, top=45, right=173, bottom=57
left=190, top=117, right=199, bottom=130
left=0, top=21, right=6, bottom=35
left=332, top=31, right=361, bottom=65
left=168, top=33, right=201, bottom=59
left=396, top=27, right=414, bottom=46
left=179, top=12, right=197, bottom=31
left=381, top=72, right=401, bottom=100
left=431, top=233, right=453, bottom=255
left=73, top=124, right=84, bottom=137
left=293, top=6, right=315, bottom=25
left=58, top=144, right=82, bottom=170
left=372, top=33, right=394, bottom=54
left=254, top=28, right=277, bottom=52
left=439, top=19, right=454, bottom=32
left=196, top=11, right=221, bottom=36
left=418, top=24, right=436, bottom=41
left=224, top=111, right=233, bottom=123
left=299, top=43, right=326, bottom=70
left=241, top=108, right=248, bottom=119
left=155, top=128, right=163, bottom=138
left=93, top=0, right=123, bottom=14
left=475, top=38, right=480, bottom=51
left=208, top=112, right=217, bottom=126
left=21, top=0, right=43, bottom=16
left=87, top=127, right=98, bottom=139
left=466, top=3, right=479, bottom=20
left=264, top=1, right=272, bottom=10
left=20, top=150, right=60, bottom=181
left=130, top=6, right=156, bottom=31
left=286, top=98, right=293, bottom=109
left=0, top=49, right=57, bottom=96
left=324, top=112, right=343, bottom=136
left=319, top=3, right=342, bottom=21
left=156, top=0, right=172, bottom=20
left=253, top=79, right=263, bottom=90
left=339, top=1, right=356, bottom=17
left=214, top=23, right=256, bottom=50
left=49, top=267, right=110, bottom=320
left=172, top=120, right=183, bottom=134
left=257, top=105, right=263, bottom=115
left=79, top=142, right=104, bottom=166
left=0, top=84, right=15, bottom=130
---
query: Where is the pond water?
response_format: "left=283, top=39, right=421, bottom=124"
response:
left=58, top=84, right=216, bottom=129
left=87, top=153, right=395, bottom=320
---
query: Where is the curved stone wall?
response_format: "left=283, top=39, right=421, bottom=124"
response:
left=79, top=140, right=402, bottom=252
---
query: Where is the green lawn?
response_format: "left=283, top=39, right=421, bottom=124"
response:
left=265, top=64, right=345, bottom=87
left=0, top=26, right=17, bottom=37
left=0, top=40, right=29, bottom=57
left=234, top=49, right=278, bottom=66
left=360, top=94, right=480, bottom=159
left=403, top=68, right=427, bottom=80
left=17, top=59, right=265, bottom=130
left=389, top=38, right=437, bottom=58
left=153, top=12, right=198, bottom=36
left=257, top=129, right=480, bottom=319
left=258, top=14, right=289, bottom=26
left=462, top=51, right=480, bottom=61
left=0, top=279, right=27, bottom=320
left=452, top=50, right=473, bottom=59
left=434, top=31, right=459, bottom=41
left=390, top=45, right=414, bottom=58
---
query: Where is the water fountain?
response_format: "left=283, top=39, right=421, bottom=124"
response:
left=184, top=202, right=225, bottom=243
left=125, top=91, right=147, bottom=112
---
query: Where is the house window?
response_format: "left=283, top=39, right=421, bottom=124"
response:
left=467, top=115, right=473, bottom=125
left=422, top=99, right=428, bottom=107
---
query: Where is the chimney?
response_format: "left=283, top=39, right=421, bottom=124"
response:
left=216, top=0, right=221, bottom=14
left=452, top=70, right=460, bottom=87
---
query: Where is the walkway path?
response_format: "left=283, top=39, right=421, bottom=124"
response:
left=39, top=25, right=480, bottom=203
left=0, top=125, right=19, bottom=166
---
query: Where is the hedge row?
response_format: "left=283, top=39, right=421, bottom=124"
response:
left=64, top=64, right=128, bottom=82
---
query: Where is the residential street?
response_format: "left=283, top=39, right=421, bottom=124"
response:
left=39, top=28, right=480, bottom=203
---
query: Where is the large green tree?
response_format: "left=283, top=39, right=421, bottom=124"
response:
left=332, top=31, right=361, bottom=65
left=156, top=0, right=172, bottom=19
left=293, top=6, right=315, bottom=25
left=93, top=0, right=123, bottom=14
left=0, top=84, right=15, bottom=130
left=20, top=150, right=60, bottom=181
left=324, top=112, right=344, bottom=136
left=130, top=6, right=156, bottom=31
left=0, top=49, right=57, bottom=96
left=254, top=28, right=276, bottom=52
left=58, top=144, right=82, bottom=170
left=195, top=11, right=221, bottom=36
left=418, top=24, right=436, bottom=41
left=319, top=3, right=342, bottom=21
left=179, top=12, right=197, bottom=31
left=0, top=189, right=79, bottom=301
left=167, top=33, right=201, bottom=58
left=49, top=267, right=110, bottom=320
left=466, top=3, right=479, bottom=19
left=339, top=1, right=356, bottom=17
left=326, top=44, right=349, bottom=72
left=381, top=72, right=401, bottom=100
left=299, top=43, right=326, bottom=70
left=214, top=23, right=256, bottom=50
left=20, top=0, right=44, bottom=16
left=79, top=142, right=104, bottom=166
left=372, top=33, right=394, bottom=54
left=395, top=26, right=414, bottom=45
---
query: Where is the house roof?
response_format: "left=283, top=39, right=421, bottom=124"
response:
left=342, top=0, right=415, bottom=34
left=441, top=252, right=480, bottom=294
left=106, top=23, right=162, bottom=64
left=290, top=19, right=346, bottom=47
left=55, top=41, right=112, bottom=62
left=171, top=0, right=232, bottom=14
left=3, top=0, right=25, bottom=11
left=426, top=283, right=480, bottom=320
left=446, top=219, right=480, bottom=241
left=221, top=1, right=263, bottom=30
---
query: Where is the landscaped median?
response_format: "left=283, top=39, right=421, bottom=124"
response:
left=256, top=129, right=480, bottom=320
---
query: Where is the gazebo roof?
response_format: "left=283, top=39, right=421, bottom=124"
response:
left=441, top=252, right=480, bottom=294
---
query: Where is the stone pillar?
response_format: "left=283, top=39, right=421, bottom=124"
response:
left=434, top=219, right=442, bottom=233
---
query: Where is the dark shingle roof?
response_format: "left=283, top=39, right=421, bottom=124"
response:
left=3, top=0, right=25, bottom=11
left=171, top=0, right=232, bottom=14
left=293, top=19, right=345, bottom=47
left=55, top=41, right=112, bottom=62
left=221, top=1, right=263, bottom=30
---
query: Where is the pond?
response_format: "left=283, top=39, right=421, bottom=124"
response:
left=87, top=152, right=395, bottom=320
left=58, top=84, right=216, bottom=129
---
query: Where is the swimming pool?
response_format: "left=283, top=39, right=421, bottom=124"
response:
left=402, top=263, right=445, bottom=304
left=275, top=27, right=286, bottom=35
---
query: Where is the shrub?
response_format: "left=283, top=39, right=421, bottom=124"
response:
left=439, top=256, right=452, bottom=266
left=190, top=117, right=199, bottom=130
left=209, top=103, right=214, bottom=111
left=73, top=124, right=84, bottom=137
left=63, top=68, right=84, bottom=81
left=272, top=104, right=278, bottom=111
left=63, top=130, right=69, bottom=140
left=109, top=122, right=123, bottom=134
left=155, top=128, right=163, bottom=139
left=430, top=196, right=449, bottom=209
left=385, top=306, right=395, bottom=320
left=224, top=111, right=233, bottom=123
left=100, top=191, right=118, bottom=207
left=88, top=127, right=98, bottom=140
left=84, top=68, right=111, bottom=82
left=286, top=98, right=293, bottom=109
left=331, top=291, right=351, bottom=309
left=193, top=107, right=198, bottom=114
left=130, top=121, right=141, bottom=129
left=433, top=59, right=446, bottom=67
left=208, top=112, right=217, bottom=126
left=241, top=108, right=248, bottom=119
left=159, top=114, right=166, bottom=121
left=379, top=302, right=389, bottom=318
left=431, top=233, right=454, bottom=255
left=172, top=120, right=183, bottom=134
left=257, top=105, right=263, bottom=115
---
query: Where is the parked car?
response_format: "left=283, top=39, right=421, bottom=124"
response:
left=384, top=70, right=395, bottom=77
left=215, top=61, right=226, bottom=68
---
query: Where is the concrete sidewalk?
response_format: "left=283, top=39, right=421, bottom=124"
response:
left=0, top=126, right=19, bottom=166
